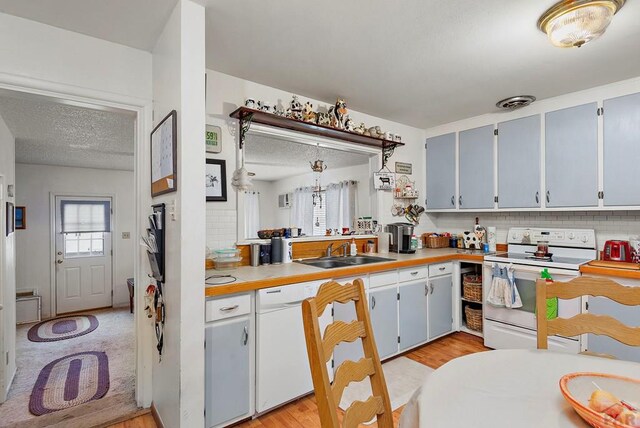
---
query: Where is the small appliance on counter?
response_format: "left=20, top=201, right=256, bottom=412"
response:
left=386, top=222, right=415, bottom=254
left=602, top=240, right=633, bottom=262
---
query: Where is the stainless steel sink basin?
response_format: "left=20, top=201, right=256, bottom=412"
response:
left=297, top=255, right=394, bottom=269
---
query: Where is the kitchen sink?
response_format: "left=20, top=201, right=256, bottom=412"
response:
left=297, top=255, right=394, bottom=269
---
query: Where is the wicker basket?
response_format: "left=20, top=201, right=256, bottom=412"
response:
left=462, top=274, right=482, bottom=302
left=465, top=306, right=483, bottom=332
left=422, top=233, right=450, bottom=248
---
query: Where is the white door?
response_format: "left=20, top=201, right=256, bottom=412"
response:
left=0, top=176, right=5, bottom=403
left=55, top=196, right=113, bottom=314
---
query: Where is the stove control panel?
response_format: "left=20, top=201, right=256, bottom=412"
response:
left=507, top=227, right=596, bottom=249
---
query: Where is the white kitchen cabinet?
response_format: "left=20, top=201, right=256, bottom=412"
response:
left=585, top=276, right=640, bottom=363
left=399, top=280, right=429, bottom=351
left=428, top=274, right=454, bottom=340
left=425, top=132, right=456, bottom=209
left=497, top=115, right=541, bottom=209
left=369, top=284, right=399, bottom=359
left=603, top=92, right=640, bottom=207
left=205, top=315, right=252, bottom=428
left=545, top=103, right=599, bottom=207
left=459, top=125, right=495, bottom=209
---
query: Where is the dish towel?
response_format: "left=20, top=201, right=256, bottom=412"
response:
left=487, top=264, right=523, bottom=308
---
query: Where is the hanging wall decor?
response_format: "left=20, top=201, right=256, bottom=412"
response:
left=15, top=206, right=26, bottom=230
left=6, top=202, right=14, bottom=236
left=206, top=159, right=228, bottom=202
left=151, top=110, right=177, bottom=197
left=206, top=124, right=222, bottom=153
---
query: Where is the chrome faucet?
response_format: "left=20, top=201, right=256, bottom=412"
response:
left=326, top=242, right=349, bottom=257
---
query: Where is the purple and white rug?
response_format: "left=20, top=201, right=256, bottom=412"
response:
left=29, top=351, right=110, bottom=416
left=27, top=315, right=98, bottom=342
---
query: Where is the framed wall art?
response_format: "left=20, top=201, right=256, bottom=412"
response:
left=206, top=159, right=227, bottom=202
left=206, top=125, right=222, bottom=153
left=151, top=110, right=177, bottom=197
left=6, top=202, right=14, bottom=236
left=15, top=206, right=25, bottom=230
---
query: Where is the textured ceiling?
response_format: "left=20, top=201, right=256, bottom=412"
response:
left=0, top=0, right=178, bottom=51
left=0, top=92, right=135, bottom=171
left=245, top=133, right=372, bottom=181
left=206, top=0, right=640, bottom=128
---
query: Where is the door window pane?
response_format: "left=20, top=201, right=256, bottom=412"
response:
left=64, top=232, right=105, bottom=258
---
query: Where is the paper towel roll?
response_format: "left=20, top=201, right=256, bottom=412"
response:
left=282, top=238, right=293, bottom=263
left=488, top=226, right=497, bottom=252
left=377, top=232, right=391, bottom=253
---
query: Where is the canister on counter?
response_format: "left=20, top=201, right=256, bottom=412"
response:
left=250, top=243, right=261, bottom=267
left=450, top=237, right=458, bottom=248
left=260, top=244, right=271, bottom=265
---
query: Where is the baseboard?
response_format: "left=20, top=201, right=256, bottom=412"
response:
left=94, top=407, right=150, bottom=428
left=4, top=366, right=16, bottom=399
left=151, top=402, right=165, bottom=428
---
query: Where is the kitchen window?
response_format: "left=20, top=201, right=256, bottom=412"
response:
left=312, top=193, right=326, bottom=236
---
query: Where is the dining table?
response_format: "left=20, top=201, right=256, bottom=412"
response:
left=399, top=349, right=640, bottom=428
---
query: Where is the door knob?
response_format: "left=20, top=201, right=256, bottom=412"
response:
left=57, top=259, right=63, bottom=264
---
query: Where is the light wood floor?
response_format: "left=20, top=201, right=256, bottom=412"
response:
left=108, top=332, right=488, bottom=428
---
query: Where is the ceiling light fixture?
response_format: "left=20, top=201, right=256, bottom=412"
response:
left=496, top=95, right=537, bottom=110
left=538, top=0, right=625, bottom=48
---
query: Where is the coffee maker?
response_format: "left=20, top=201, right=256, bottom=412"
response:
left=386, top=223, right=415, bottom=254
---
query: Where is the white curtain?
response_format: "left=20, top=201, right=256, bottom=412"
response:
left=291, top=187, right=314, bottom=236
left=244, top=191, right=260, bottom=239
left=326, top=180, right=358, bottom=231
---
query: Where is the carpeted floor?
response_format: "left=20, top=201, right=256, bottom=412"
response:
left=0, top=307, right=137, bottom=428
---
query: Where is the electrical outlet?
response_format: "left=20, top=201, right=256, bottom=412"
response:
left=122, top=232, right=130, bottom=239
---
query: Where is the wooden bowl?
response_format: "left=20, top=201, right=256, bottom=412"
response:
left=559, top=372, right=640, bottom=428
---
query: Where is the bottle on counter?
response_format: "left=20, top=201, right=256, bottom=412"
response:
left=411, top=234, right=418, bottom=251
left=350, top=238, right=357, bottom=256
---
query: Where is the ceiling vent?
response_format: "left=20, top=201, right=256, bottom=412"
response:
left=496, top=95, right=536, bottom=110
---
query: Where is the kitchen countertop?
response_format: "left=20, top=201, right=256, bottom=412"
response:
left=205, top=248, right=490, bottom=297
left=580, top=262, right=640, bottom=280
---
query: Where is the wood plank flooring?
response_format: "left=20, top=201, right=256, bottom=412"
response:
left=108, top=332, right=488, bottom=428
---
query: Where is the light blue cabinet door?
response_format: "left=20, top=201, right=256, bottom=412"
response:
left=205, top=317, right=251, bottom=428
left=587, top=294, right=640, bottom=363
left=333, top=300, right=364, bottom=369
left=545, top=103, right=599, bottom=207
left=497, top=115, right=541, bottom=208
left=369, top=286, right=399, bottom=360
left=459, top=125, right=495, bottom=209
left=426, top=133, right=456, bottom=209
left=428, top=275, right=453, bottom=340
left=603, top=92, right=640, bottom=206
left=399, top=281, right=428, bottom=351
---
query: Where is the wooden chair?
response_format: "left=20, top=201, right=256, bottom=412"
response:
left=302, top=279, right=393, bottom=428
left=536, top=277, right=640, bottom=352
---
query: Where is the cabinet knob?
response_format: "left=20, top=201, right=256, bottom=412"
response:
left=546, top=190, right=550, bottom=203
left=242, top=326, right=249, bottom=346
left=459, top=196, right=463, bottom=206
left=220, top=305, right=239, bottom=312
left=371, top=296, right=376, bottom=309
left=451, top=195, right=455, bottom=206
left=535, top=191, right=539, bottom=204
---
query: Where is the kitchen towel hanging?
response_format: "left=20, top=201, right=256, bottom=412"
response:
left=487, top=263, right=522, bottom=309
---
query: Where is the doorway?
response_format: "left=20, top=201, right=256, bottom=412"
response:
left=0, top=174, right=5, bottom=405
left=54, top=196, right=113, bottom=315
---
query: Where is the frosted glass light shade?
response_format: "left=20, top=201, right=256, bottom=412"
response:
left=538, top=0, right=625, bottom=48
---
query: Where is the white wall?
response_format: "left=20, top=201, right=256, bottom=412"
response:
left=424, top=76, right=640, bottom=248
left=151, top=1, right=206, bottom=426
left=0, top=114, right=16, bottom=400
left=14, top=164, right=134, bottom=318
left=205, top=70, right=429, bottom=249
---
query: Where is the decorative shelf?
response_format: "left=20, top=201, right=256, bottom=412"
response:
left=461, top=297, right=483, bottom=304
left=229, top=106, right=405, bottom=167
left=394, top=196, right=419, bottom=200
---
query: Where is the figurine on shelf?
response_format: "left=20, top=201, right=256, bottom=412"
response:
left=316, top=111, right=331, bottom=126
left=368, top=126, right=385, bottom=138
left=353, top=122, right=367, bottom=134
left=286, top=95, right=303, bottom=120
left=344, top=117, right=355, bottom=132
left=302, top=102, right=317, bottom=123
left=328, top=98, right=348, bottom=129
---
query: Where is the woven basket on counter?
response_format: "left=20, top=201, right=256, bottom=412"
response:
left=462, top=274, right=482, bottom=302
left=465, top=306, right=483, bottom=332
left=422, top=234, right=450, bottom=248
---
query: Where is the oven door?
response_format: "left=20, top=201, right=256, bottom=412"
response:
left=483, top=263, right=582, bottom=331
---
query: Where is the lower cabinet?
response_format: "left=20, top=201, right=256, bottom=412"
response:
left=399, top=281, right=429, bottom=351
left=428, top=275, right=454, bottom=340
left=205, top=316, right=251, bottom=428
left=369, top=285, right=399, bottom=359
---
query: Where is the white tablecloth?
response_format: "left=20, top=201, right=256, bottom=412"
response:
left=399, top=349, right=640, bottom=428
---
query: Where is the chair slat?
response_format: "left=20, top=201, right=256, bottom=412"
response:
left=314, top=280, right=361, bottom=316
left=549, top=314, right=640, bottom=346
left=546, top=277, right=640, bottom=306
left=322, top=320, right=366, bottom=363
left=342, top=396, right=385, bottom=428
left=332, top=358, right=375, bottom=405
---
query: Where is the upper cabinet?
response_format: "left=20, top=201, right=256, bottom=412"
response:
left=545, top=103, right=599, bottom=207
left=425, top=133, right=456, bottom=209
left=459, top=125, right=495, bottom=209
left=497, top=115, right=541, bottom=209
left=603, top=92, right=640, bottom=207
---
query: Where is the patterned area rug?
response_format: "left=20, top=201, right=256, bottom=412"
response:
left=27, top=315, right=99, bottom=342
left=29, top=351, right=110, bottom=416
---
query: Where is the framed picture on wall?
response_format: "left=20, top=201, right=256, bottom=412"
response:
left=206, top=125, right=222, bottom=153
left=151, top=110, right=177, bottom=197
left=206, top=159, right=227, bottom=202
left=6, top=202, right=14, bottom=236
left=15, top=206, right=25, bottom=230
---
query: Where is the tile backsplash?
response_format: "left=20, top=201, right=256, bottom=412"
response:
left=206, top=207, right=237, bottom=251
left=427, top=211, right=640, bottom=250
